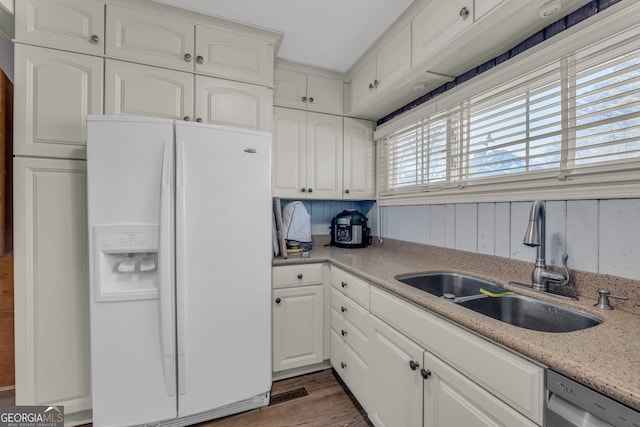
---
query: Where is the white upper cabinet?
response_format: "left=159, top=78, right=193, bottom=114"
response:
left=195, top=25, right=274, bottom=86
left=106, top=3, right=275, bottom=86
left=14, top=44, right=103, bottom=159
left=343, top=118, right=374, bottom=200
left=195, top=75, right=273, bottom=131
left=105, top=60, right=195, bottom=121
left=106, top=4, right=195, bottom=72
left=275, top=67, right=344, bottom=115
left=412, top=0, right=474, bottom=66
left=272, top=108, right=343, bottom=199
left=15, top=0, right=105, bottom=55
left=475, top=0, right=506, bottom=21
left=349, top=23, right=411, bottom=115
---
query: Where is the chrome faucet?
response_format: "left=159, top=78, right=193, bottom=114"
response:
left=523, top=200, right=570, bottom=291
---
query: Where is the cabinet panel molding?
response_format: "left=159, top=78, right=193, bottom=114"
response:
left=105, top=60, right=194, bottom=120
left=15, top=0, right=105, bottom=55
left=195, top=76, right=273, bottom=131
left=14, top=44, right=103, bottom=159
left=14, top=157, right=91, bottom=413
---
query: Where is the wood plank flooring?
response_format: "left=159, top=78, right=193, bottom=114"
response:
left=199, top=369, right=372, bottom=427
left=0, top=369, right=371, bottom=427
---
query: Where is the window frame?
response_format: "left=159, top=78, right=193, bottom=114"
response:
left=374, top=7, right=640, bottom=206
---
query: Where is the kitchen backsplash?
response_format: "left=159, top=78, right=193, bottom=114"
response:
left=375, top=199, right=640, bottom=282
left=280, top=199, right=375, bottom=236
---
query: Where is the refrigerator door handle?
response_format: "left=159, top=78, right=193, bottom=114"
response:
left=176, top=139, right=187, bottom=396
left=160, top=137, right=177, bottom=396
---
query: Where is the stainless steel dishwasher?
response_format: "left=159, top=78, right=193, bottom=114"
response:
left=546, top=370, right=640, bottom=427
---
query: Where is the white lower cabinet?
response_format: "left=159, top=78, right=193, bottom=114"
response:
left=330, top=285, right=371, bottom=412
left=325, top=267, right=544, bottom=427
left=423, top=352, right=537, bottom=427
left=368, top=315, right=423, bottom=427
left=13, top=157, right=92, bottom=422
left=272, top=265, right=324, bottom=373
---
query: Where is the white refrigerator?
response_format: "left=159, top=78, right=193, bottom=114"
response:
left=87, top=116, right=272, bottom=426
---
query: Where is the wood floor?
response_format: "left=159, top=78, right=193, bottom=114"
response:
left=199, top=369, right=373, bottom=427
left=0, top=369, right=371, bottom=427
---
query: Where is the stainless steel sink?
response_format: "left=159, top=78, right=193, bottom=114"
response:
left=394, top=272, right=499, bottom=298
left=457, top=294, right=602, bottom=333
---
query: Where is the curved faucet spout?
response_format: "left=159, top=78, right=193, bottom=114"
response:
left=522, top=200, right=569, bottom=291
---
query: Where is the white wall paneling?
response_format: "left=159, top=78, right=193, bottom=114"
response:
left=566, top=201, right=598, bottom=274
left=599, top=199, right=640, bottom=279
left=379, top=199, right=640, bottom=281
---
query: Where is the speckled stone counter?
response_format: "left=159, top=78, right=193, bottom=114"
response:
left=273, top=239, right=640, bottom=412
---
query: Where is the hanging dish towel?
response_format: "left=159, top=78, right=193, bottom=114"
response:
left=281, top=201, right=312, bottom=243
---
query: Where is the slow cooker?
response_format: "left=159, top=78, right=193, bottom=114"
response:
left=330, top=210, right=371, bottom=248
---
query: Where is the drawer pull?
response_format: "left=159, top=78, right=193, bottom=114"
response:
left=421, top=368, right=432, bottom=380
left=297, top=273, right=303, bottom=279
left=341, top=329, right=347, bottom=336
left=341, top=281, right=347, bottom=288
left=409, top=360, right=419, bottom=371
left=341, top=362, right=347, bottom=369
left=341, top=306, right=347, bottom=313
left=275, top=297, right=281, bottom=304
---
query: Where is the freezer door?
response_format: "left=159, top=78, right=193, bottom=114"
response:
left=87, top=116, right=177, bottom=425
left=175, top=122, right=272, bottom=417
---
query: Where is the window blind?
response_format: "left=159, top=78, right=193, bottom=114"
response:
left=377, top=24, right=640, bottom=199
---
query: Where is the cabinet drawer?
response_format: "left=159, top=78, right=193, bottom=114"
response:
left=370, top=287, right=544, bottom=425
left=330, top=288, right=370, bottom=340
left=330, top=330, right=370, bottom=412
left=330, top=304, right=368, bottom=364
left=331, top=267, right=369, bottom=308
left=272, top=264, right=323, bottom=288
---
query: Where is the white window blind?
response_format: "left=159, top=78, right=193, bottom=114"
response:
left=378, top=25, right=640, bottom=200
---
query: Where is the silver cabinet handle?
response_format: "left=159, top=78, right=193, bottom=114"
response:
left=184, top=53, right=192, bottom=62
left=89, top=34, right=100, bottom=44
left=196, top=55, right=204, bottom=64
left=459, top=6, right=470, bottom=19
left=183, top=116, right=191, bottom=121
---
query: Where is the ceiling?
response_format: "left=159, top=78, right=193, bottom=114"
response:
left=148, top=0, right=414, bottom=73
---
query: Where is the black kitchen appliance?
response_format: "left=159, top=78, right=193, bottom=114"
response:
left=330, top=210, right=371, bottom=248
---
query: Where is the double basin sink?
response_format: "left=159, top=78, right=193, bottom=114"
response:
left=395, top=273, right=601, bottom=333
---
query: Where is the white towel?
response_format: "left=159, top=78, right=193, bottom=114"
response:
left=281, top=201, right=311, bottom=243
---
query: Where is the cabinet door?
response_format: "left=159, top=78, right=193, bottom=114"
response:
left=14, top=44, right=103, bottom=159
left=274, top=67, right=308, bottom=110
left=376, top=24, right=412, bottom=94
left=195, top=75, right=273, bottom=131
left=349, top=56, right=377, bottom=114
left=272, top=107, right=307, bottom=198
left=106, top=4, right=195, bottom=72
left=369, top=315, right=424, bottom=427
left=475, top=0, right=506, bottom=21
left=105, top=60, right=194, bottom=121
left=15, top=0, right=104, bottom=55
left=272, top=285, right=324, bottom=372
left=306, top=112, right=343, bottom=200
left=14, top=157, right=91, bottom=414
left=306, top=74, right=344, bottom=115
left=196, top=25, right=273, bottom=86
left=412, top=0, right=473, bottom=66
left=423, top=353, right=537, bottom=427
left=343, top=118, right=374, bottom=200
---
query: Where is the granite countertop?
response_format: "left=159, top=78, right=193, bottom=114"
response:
left=273, top=241, right=640, bottom=412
